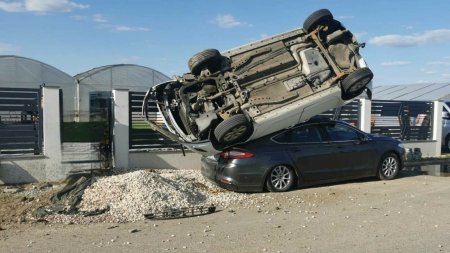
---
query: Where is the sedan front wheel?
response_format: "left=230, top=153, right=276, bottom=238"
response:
left=378, top=153, right=400, bottom=180
left=266, top=165, right=295, bottom=192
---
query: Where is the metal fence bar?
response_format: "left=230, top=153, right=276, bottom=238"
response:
left=0, top=88, right=41, bottom=155
left=371, top=100, right=433, bottom=141
left=316, top=100, right=360, bottom=126
left=129, top=91, right=180, bottom=150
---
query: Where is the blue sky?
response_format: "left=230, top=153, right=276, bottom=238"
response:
left=1, top=0, right=450, bottom=86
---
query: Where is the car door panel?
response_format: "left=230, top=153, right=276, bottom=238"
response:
left=321, top=123, right=378, bottom=179
left=287, top=142, right=344, bottom=181
left=325, top=140, right=376, bottom=178
left=273, top=124, right=339, bottom=182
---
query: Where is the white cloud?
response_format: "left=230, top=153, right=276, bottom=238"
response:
left=212, top=14, right=250, bottom=28
left=0, top=42, right=19, bottom=54
left=25, top=0, right=88, bottom=12
left=404, top=25, right=414, bottom=30
left=0, top=0, right=88, bottom=13
left=71, top=14, right=87, bottom=21
left=420, top=68, right=436, bottom=75
left=369, top=29, right=450, bottom=47
left=93, top=14, right=106, bottom=23
left=427, top=61, right=450, bottom=66
left=0, top=1, right=22, bottom=11
left=354, top=32, right=367, bottom=40
left=113, top=25, right=150, bottom=32
left=380, top=61, right=411, bottom=66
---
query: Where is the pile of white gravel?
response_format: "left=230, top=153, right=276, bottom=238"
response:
left=46, top=169, right=249, bottom=223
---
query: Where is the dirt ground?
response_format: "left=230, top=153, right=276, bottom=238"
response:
left=1, top=173, right=449, bottom=253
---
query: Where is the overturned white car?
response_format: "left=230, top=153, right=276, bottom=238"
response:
left=143, top=9, right=373, bottom=154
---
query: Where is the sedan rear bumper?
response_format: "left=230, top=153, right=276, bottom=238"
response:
left=200, top=156, right=262, bottom=192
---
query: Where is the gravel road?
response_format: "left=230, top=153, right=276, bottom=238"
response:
left=1, top=172, right=449, bottom=253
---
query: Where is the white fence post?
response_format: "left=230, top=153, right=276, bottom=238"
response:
left=42, top=86, right=61, bottom=161
left=112, top=89, right=130, bottom=168
left=432, top=101, right=442, bottom=156
left=359, top=98, right=372, bottom=133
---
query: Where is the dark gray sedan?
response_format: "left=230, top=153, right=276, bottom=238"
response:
left=201, top=120, right=405, bottom=192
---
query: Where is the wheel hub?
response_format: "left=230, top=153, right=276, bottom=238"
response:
left=349, top=76, right=371, bottom=93
left=223, top=125, right=247, bottom=142
left=382, top=157, right=398, bottom=177
left=270, top=165, right=292, bottom=190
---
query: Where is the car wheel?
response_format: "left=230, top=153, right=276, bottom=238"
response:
left=341, top=67, right=374, bottom=100
left=266, top=165, right=295, bottom=192
left=188, top=49, right=222, bottom=76
left=303, top=9, right=334, bottom=33
left=445, top=135, right=450, bottom=151
left=214, top=114, right=252, bottom=145
left=378, top=153, right=400, bottom=180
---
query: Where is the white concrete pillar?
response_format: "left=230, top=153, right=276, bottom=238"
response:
left=358, top=98, right=372, bottom=133
left=42, top=86, right=61, bottom=161
left=77, top=83, right=91, bottom=122
left=432, top=101, right=443, bottom=156
left=112, top=89, right=129, bottom=168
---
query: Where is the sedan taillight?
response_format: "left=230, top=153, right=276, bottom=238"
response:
left=220, top=149, right=255, bottom=159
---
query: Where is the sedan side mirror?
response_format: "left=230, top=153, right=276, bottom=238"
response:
left=360, top=135, right=369, bottom=143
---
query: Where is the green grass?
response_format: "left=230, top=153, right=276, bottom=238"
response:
left=132, top=120, right=151, bottom=129
left=62, top=122, right=109, bottom=142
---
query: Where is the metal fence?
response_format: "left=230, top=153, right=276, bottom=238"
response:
left=371, top=100, right=433, bottom=141
left=129, top=92, right=180, bottom=150
left=0, top=88, right=42, bottom=155
left=316, top=100, right=360, bottom=127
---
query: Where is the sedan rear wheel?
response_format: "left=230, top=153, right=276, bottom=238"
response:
left=266, top=165, right=295, bottom=192
left=378, top=153, right=400, bottom=180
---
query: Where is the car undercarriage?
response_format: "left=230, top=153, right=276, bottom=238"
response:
left=144, top=9, right=373, bottom=150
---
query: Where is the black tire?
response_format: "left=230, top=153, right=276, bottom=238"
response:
left=445, top=135, right=450, bottom=151
left=341, top=67, right=374, bottom=100
left=303, top=9, right=334, bottom=33
left=265, top=165, right=296, bottom=192
left=377, top=153, right=400, bottom=180
left=188, top=49, right=222, bottom=75
left=214, top=114, right=252, bottom=145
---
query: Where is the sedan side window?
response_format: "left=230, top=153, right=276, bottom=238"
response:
left=324, top=123, right=360, bottom=142
left=273, top=125, right=322, bottom=143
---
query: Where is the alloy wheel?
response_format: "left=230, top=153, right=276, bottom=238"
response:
left=270, top=165, right=292, bottom=191
left=381, top=156, right=398, bottom=177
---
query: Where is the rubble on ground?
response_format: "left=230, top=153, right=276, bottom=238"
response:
left=42, top=169, right=249, bottom=223
left=0, top=182, right=60, bottom=225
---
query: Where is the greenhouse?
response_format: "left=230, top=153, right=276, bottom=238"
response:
left=74, top=64, right=170, bottom=122
left=0, top=55, right=76, bottom=121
